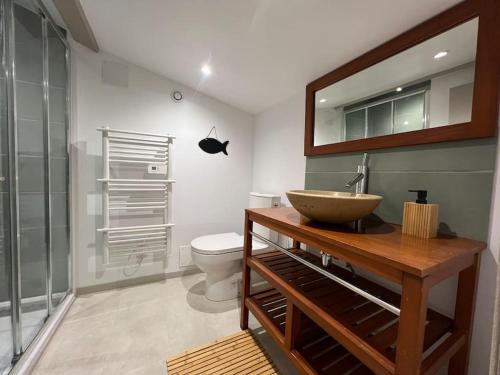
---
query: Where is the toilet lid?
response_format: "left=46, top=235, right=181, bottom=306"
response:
left=191, top=232, right=269, bottom=255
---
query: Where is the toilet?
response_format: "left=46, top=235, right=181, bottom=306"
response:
left=191, top=192, right=281, bottom=301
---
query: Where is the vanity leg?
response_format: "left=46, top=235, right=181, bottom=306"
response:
left=395, top=273, right=429, bottom=375
left=240, top=212, right=253, bottom=330
left=285, top=301, right=302, bottom=350
left=448, top=254, right=480, bottom=375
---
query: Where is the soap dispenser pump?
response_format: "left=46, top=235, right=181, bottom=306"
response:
left=402, top=189, right=439, bottom=239
left=409, top=189, right=428, bottom=204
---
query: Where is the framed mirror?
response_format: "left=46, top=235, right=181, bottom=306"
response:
left=305, top=0, right=499, bottom=156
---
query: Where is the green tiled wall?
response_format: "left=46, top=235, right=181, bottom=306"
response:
left=305, top=138, right=497, bottom=241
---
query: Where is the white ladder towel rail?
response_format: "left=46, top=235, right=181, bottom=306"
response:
left=97, top=127, right=175, bottom=266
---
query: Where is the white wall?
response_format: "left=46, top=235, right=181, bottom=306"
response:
left=252, top=93, right=306, bottom=205
left=429, top=64, right=475, bottom=127
left=71, top=43, right=254, bottom=288
left=314, top=107, right=343, bottom=146
left=251, top=91, right=500, bottom=374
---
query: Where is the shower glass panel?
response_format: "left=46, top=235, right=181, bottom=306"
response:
left=0, top=0, right=70, bottom=370
left=0, top=0, right=13, bottom=372
left=14, top=0, right=48, bottom=349
left=47, top=22, right=69, bottom=308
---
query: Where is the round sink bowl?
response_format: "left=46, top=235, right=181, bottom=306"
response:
left=286, top=190, right=383, bottom=224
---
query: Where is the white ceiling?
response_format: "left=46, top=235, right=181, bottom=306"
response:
left=80, top=0, right=462, bottom=114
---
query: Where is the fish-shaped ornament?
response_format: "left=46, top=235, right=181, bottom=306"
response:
left=198, top=126, right=229, bottom=155
left=199, top=138, right=229, bottom=155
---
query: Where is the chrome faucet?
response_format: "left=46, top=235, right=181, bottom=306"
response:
left=345, top=153, right=369, bottom=235
left=345, top=153, right=368, bottom=194
left=320, top=156, right=369, bottom=270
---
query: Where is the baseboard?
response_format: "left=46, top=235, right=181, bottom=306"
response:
left=76, top=268, right=201, bottom=295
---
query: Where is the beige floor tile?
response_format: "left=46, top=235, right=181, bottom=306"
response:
left=32, top=273, right=298, bottom=375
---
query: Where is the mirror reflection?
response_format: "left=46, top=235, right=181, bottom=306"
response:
left=314, top=18, right=478, bottom=146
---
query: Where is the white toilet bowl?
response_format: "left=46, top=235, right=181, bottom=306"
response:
left=191, top=232, right=269, bottom=301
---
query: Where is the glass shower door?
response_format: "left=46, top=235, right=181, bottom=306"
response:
left=14, top=0, right=48, bottom=349
left=47, top=22, right=69, bottom=308
left=0, top=0, right=71, bottom=369
left=0, top=1, right=13, bottom=372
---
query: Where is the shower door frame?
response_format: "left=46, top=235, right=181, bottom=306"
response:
left=2, top=0, right=73, bottom=364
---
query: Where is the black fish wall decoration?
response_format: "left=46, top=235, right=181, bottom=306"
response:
left=198, top=126, right=229, bottom=155
left=199, top=138, right=229, bottom=155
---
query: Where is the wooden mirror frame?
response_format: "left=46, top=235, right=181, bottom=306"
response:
left=305, top=0, right=500, bottom=156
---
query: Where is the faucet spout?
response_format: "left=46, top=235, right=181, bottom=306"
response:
left=344, top=153, right=369, bottom=194
left=345, top=172, right=364, bottom=188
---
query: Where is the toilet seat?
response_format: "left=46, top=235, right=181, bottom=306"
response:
left=191, top=232, right=269, bottom=255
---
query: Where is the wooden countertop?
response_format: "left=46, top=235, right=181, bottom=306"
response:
left=246, top=207, right=486, bottom=278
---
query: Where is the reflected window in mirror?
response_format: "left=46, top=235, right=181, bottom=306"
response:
left=313, top=17, right=478, bottom=147
left=342, top=82, right=429, bottom=141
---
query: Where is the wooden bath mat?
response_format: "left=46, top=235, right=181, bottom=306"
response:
left=166, top=330, right=280, bottom=375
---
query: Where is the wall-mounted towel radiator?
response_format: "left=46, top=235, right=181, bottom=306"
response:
left=97, top=127, right=175, bottom=266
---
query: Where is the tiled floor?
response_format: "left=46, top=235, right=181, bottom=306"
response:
left=32, top=273, right=298, bottom=375
left=0, top=309, right=47, bottom=374
left=0, top=314, right=14, bottom=374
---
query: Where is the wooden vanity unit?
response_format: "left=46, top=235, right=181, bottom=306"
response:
left=240, top=207, right=485, bottom=375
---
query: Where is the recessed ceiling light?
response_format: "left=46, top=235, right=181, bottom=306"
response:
left=434, top=51, right=448, bottom=60
left=201, top=64, right=212, bottom=76
left=396, top=87, right=403, bottom=92
left=404, top=121, right=409, bottom=125
left=319, top=98, right=327, bottom=103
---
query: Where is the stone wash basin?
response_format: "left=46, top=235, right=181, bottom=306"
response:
left=286, top=190, right=383, bottom=224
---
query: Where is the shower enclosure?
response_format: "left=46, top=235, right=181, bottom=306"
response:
left=1, top=0, right=71, bottom=372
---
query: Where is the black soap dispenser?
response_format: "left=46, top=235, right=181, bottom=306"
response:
left=402, top=189, right=439, bottom=238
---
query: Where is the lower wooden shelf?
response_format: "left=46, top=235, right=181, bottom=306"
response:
left=249, top=288, right=374, bottom=374
left=296, top=319, right=375, bottom=375
left=247, top=250, right=455, bottom=374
